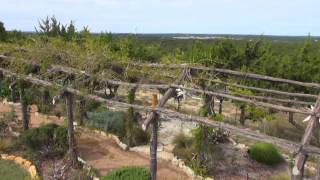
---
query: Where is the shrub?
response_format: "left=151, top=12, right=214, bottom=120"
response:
left=248, top=142, right=282, bottom=165
left=86, top=109, right=149, bottom=146
left=87, top=110, right=126, bottom=138
left=19, top=123, right=68, bottom=156
left=173, top=133, right=192, bottom=149
left=102, top=166, right=151, bottom=180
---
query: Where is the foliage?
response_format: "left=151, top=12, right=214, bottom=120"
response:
left=248, top=142, right=282, bottom=165
left=102, top=166, right=151, bottom=180
left=19, top=123, right=68, bottom=156
left=86, top=110, right=127, bottom=137
left=0, top=160, right=30, bottom=180
left=86, top=109, right=149, bottom=146
left=192, top=126, right=229, bottom=151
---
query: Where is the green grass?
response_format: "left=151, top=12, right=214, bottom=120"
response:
left=102, top=166, right=151, bottom=180
left=0, top=160, right=30, bottom=180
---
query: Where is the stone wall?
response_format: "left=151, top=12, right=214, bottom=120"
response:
left=0, top=154, right=39, bottom=179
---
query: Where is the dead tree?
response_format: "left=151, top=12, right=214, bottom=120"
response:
left=64, top=92, right=80, bottom=168
left=18, top=81, right=29, bottom=130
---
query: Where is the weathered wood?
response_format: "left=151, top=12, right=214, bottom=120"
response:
left=288, top=112, right=303, bottom=130
left=207, top=79, right=318, bottom=99
left=65, top=92, right=80, bottom=168
left=132, top=63, right=320, bottom=89
left=236, top=93, right=314, bottom=106
left=2, top=68, right=320, bottom=156
left=18, top=81, right=29, bottom=130
left=150, top=94, right=158, bottom=180
left=51, top=65, right=318, bottom=102
left=170, top=85, right=313, bottom=116
left=142, top=68, right=189, bottom=131
left=292, top=96, right=320, bottom=180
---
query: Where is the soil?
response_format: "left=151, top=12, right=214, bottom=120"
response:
left=0, top=102, right=190, bottom=180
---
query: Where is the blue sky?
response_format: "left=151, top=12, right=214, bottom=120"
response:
left=0, top=0, right=319, bottom=36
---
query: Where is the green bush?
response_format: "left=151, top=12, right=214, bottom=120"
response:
left=248, top=142, right=282, bottom=165
left=19, top=123, right=68, bottom=156
left=102, top=166, right=151, bottom=180
left=86, top=109, right=149, bottom=146
left=87, top=110, right=127, bottom=138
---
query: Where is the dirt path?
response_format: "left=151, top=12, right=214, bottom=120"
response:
left=0, top=102, right=190, bottom=179
left=77, top=130, right=190, bottom=179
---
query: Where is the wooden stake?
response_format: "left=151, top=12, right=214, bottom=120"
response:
left=150, top=93, right=158, bottom=180
left=65, top=92, right=80, bottom=168
left=19, top=81, right=29, bottom=130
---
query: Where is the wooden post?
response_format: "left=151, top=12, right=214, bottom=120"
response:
left=19, top=81, right=29, bottom=130
left=288, top=112, right=303, bottom=130
left=65, top=92, right=80, bottom=168
left=150, top=94, right=158, bottom=180
left=240, top=105, right=246, bottom=125
left=126, top=87, right=136, bottom=149
left=292, top=96, right=320, bottom=180
left=79, top=98, right=86, bottom=126
left=219, top=98, right=223, bottom=114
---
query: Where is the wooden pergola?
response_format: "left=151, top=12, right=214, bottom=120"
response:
left=0, top=54, right=319, bottom=180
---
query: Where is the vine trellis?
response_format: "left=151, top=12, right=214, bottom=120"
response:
left=0, top=55, right=320, bottom=180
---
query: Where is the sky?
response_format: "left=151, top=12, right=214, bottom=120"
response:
left=0, top=0, right=319, bottom=36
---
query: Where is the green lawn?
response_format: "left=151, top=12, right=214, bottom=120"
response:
left=0, top=160, right=30, bottom=180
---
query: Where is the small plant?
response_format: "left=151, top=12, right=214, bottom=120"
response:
left=102, top=166, right=151, bottom=180
left=248, top=142, right=282, bottom=165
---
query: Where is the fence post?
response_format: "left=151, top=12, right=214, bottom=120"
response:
left=19, top=80, right=29, bottom=130
left=65, top=92, right=80, bottom=168
left=292, top=96, right=320, bottom=180
left=150, top=94, right=158, bottom=180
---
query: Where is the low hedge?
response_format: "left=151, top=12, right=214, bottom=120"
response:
left=248, top=142, right=282, bottom=165
left=102, top=166, right=151, bottom=180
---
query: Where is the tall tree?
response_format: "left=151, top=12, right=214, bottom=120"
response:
left=0, top=21, right=7, bottom=41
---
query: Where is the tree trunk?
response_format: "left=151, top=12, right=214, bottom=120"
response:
left=150, top=115, right=158, bottom=180
left=240, top=105, right=246, bottom=125
left=19, top=84, right=29, bottom=130
left=65, top=92, right=79, bottom=168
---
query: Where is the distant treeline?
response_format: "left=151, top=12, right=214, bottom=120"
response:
left=1, top=16, right=320, bottom=93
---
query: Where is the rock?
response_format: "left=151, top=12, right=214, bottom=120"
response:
left=6, top=155, right=16, bottom=161
left=14, top=157, right=24, bottom=165
left=1, top=154, right=8, bottom=159
left=23, top=161, right=32, bottom=169
left=28, top=165, right=37, bottom=178
left=236, top=143, right=246, bottom=149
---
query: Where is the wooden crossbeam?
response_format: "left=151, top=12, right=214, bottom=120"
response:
left=130, top=63, right=320, bottom=89
left=1, top=68, right=320, bottom=157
